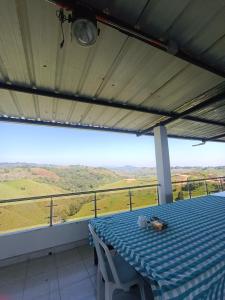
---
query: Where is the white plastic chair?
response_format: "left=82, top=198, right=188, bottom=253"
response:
left=89, top=224, right=146, bottom=300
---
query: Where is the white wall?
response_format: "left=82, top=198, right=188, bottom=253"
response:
left=0, top=220, right=89, bottom=262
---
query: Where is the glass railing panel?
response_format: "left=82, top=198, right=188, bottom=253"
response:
left=188, top=181, right=207, bottom=198
left=222, top=178, right=225, bottom=191
left=96, top=190, right=130, bottom=217
left=53, top=194, right=95, bottom=224
left=0, top=198, right=50, bottom=234
left=206, top=179, right=222, bottom=194
left=172, top=182, right=190, bottom=201
left=131, top=187, right=158, bottom=209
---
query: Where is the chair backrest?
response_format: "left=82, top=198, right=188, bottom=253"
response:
left=88, top=223, right=121, bottom=285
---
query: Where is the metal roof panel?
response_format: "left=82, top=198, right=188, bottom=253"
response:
left=0, top=0, right=225, bottom=142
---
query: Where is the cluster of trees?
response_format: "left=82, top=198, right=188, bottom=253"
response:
left=40, top=166, right=121, bottom=192
left=57, top=194, right=94, bottom=222
left=181, top=182, right=204, bottom=192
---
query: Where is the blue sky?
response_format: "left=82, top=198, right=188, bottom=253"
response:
left=0, top=123, right=224, bottom=167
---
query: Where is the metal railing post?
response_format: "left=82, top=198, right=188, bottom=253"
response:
left=47, top=197, right=57, bottom=226
left=156, top=185, right=159, bottom=205
left=128, top=189, right=133, bottom=211
left=94, top=192, right=97, bottom=218
left=49, top=197, right=53, bottom=227
left=205, top=180, right=209, bottom=195
left=187, top=182, right=192, bottom=199
left=91, top=192, right=100, bottom=217
left=220, top=178, right=223, bottom=191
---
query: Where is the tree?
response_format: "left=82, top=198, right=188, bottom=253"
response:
left=67, top=203, right=78, bottom=216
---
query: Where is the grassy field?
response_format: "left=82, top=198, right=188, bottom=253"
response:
left=73, top=186, right=158, bottom=219
left=0, top=199, right=50, bottom=232
left=98, top=177, right=155, bottom=189
left=0, top=179, right=67, bottom=232
left=0, top=179, right=66, bottom=200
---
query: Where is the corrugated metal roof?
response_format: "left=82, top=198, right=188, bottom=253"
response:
left=0, top=0, right=225, bottom=142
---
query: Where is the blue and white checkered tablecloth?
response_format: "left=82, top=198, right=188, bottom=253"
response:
left=90, top=195, right=225, bottom=300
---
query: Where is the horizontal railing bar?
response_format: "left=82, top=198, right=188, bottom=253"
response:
left=172, top=176, right=225, bottom=185
left=0, top=183, right=160, bottom=204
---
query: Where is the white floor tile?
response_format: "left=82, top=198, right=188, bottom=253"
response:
left=83, top=256, right=97, bottom=277
left=60, top=277, right=95, bottom=300
left=23, top=290, right=61, bottom=300
left=56, top=248, right=81, bottom=268
left=78, top=245, right=94, bottom=260
left=27, top=255, right=56, bottom=277
left=0, top=262, right=27, bottom=284
left=90, top=274, right=97, bottom=289
left=40, top=291, right=61, bottom=300
left=57, top=261, right=89, bottom=289
left=23, top=272, right=59, bottom=300
left=0, top=279, right=24, bottom=300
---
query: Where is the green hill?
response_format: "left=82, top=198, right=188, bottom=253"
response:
left=0, top=179, right=66, bottom=200
left=0, top=164, right=122, bottom=193
left=50, top=165, right=121, bottom=191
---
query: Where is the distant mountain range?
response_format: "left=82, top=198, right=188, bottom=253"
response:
left=0, top=163, right=224, bottom=192
left=109, top=166, right=156, bottom=177
left=0, top=162, right=224, bottom=170
left=108, top=165, right=225, bottom=178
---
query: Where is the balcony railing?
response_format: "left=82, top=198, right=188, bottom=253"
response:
left=0, top=176, right=224, bottom=234
left=172, top=176, right=225, bottom=200
left=0, top=183, right=159, bottom=234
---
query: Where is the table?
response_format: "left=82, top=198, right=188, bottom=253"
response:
left=90, top=195, right=225, bottom=300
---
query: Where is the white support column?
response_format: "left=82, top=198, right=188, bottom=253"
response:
left=154, top=125, right=173, bottom=204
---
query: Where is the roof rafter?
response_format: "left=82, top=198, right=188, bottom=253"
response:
left=139, top=92, right=225, bottom=135
left=205, top=132, right=225, bottom=141
left=0, top=115, right=224, bottom=143
left=1, top=82, right=225, bottom=131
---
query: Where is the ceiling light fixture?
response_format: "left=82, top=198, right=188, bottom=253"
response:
left=71, top=5, right=98, bottom=47
left=53, top=2, right=99, bottom=48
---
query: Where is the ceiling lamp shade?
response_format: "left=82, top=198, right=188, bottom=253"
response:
left=71, top=5, right=98, bottom=47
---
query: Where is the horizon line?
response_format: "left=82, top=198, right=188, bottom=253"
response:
left=0, top=162, right=224, bottom=169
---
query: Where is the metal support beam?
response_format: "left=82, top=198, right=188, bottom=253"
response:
left=154, top=126, right=173, bottom=204
left=0, top=115, right=225, bottom=143
left=205, top=132, right=225, bottom=141
left=0, top=81, right=175, bottom=117
left=0, top=116, right=139, bottom=135
left=140, top=92, right=225, bottom=135
left=1, top=82, right=225, bottom=130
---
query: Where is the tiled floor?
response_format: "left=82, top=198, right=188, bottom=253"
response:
left=0, top=245, right=96, bottom=300
left=0, top=245, right=149, bottom=300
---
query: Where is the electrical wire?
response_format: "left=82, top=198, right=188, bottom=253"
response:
left=56, top=9, right=71, bottom=48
